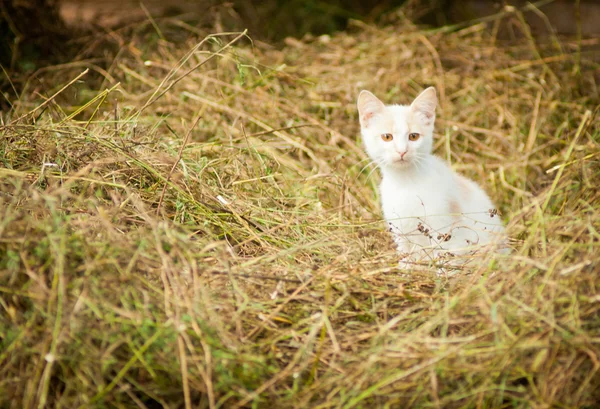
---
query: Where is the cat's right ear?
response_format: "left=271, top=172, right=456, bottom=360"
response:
left=357, top=90, right=385, bottom=128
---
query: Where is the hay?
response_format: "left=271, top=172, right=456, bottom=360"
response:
left=1, top=6, right=599, bottom=408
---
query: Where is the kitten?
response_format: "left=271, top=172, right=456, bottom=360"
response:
left=357, top=87, right=507, bottom=269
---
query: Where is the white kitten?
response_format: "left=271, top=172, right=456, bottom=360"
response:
left=357, top=87, right=507, bottom=270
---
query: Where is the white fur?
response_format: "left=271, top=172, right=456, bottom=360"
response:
left=357, top=88, right=507, bottom=269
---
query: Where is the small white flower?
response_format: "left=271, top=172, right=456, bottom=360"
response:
left=217, top=195, right=229, bottom=205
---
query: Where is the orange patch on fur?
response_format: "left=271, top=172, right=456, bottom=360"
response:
left=459, top=177, right=471, bottom=200
left=449, top=199, right=461, bottom=216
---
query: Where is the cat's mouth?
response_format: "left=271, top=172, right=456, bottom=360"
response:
left=392, top=156, right=410, bottom=165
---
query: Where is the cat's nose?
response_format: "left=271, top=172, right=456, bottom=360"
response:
left=400, top=150, right=408, bottom=159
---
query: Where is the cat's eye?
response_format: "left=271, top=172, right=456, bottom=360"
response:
left=408, top=133, right=420, bottom=141
left=381, top=133, right=393, bottom=142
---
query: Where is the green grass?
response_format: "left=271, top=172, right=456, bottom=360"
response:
left=1, top=7, right=599, bottom=409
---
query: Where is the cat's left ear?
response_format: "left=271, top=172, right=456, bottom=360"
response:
left=410, top=87, right=437, bottom=126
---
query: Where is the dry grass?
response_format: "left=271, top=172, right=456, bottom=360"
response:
left=1, top=5, right=599, bottom=409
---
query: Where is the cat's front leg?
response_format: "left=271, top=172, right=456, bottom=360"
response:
left=392, top=235, right=415, bottom=270
left=389, top=222, right=436, bottom=270
left=395, top=239, right=436, bottom=271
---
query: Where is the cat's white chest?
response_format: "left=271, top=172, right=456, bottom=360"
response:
left=380, top=180, right=446, bottom=223
left=380, top=176, right=451, bottom=237
left=378, top=159, right=459, bottom=254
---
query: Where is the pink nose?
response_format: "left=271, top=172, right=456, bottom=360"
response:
left=400, top=151, right=408, bottom=159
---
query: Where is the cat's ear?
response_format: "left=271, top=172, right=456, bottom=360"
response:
left=410, top=87, right=437, bottom=126
left=357, top=90, right=385, bottom=128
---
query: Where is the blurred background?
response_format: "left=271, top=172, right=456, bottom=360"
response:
left=2, top=0, right=599, bottom=72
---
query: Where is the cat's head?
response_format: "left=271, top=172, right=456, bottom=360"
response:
left=357, top=87, right=437, bottom=170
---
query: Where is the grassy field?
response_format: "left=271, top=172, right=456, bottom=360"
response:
left=1, top=5, right=599, bottom=409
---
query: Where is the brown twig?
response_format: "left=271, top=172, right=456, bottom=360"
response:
left=156, top=111, right=203, bottom=215
left=209, top=271, right=303, bottom=284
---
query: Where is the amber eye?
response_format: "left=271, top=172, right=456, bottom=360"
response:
left=381, top=133, right=393, bottom=142
left=408, top=133, right=420, bottom=141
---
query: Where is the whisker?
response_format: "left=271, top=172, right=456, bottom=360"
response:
left=365, top=159, right=384, bottom=181
left=358, top=159, right=378, bottom=176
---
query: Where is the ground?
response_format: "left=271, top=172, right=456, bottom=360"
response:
left=1, top=3, right=599, bottom=408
